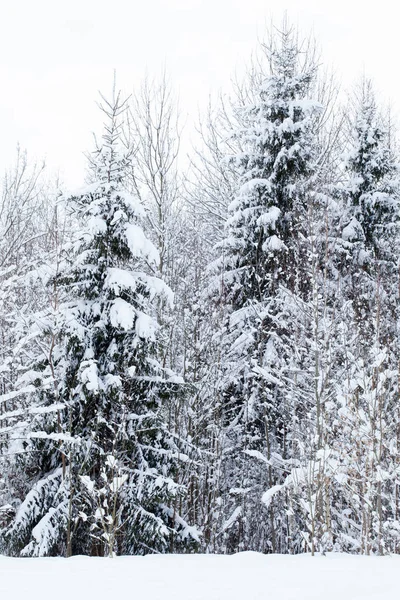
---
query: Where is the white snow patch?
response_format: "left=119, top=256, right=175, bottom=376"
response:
left=105, top=268, right=138, bottom=295
left=342, top=217, right=364, bottom=242
left=110, top=298, right=136, bottom=331
left=135, top=312, right=158, bottom=340
left=257, top=206, right=281, bottom=229
left=262, top=234, right=286, bottom=252
left=0, top=552, right=398, bottom=599
left=125, top=223, right=159, bottom=265
left=80, top=360, right=99, bottom=392
left=262, top=484, right=283, bottom=507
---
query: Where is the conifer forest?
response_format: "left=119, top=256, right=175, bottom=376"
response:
left=1, top=20, right=400, bottom=560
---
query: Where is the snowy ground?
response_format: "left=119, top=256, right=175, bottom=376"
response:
left=0, top=551, right=397, bottom=599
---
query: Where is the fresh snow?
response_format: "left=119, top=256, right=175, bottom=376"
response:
left=0, top=552, right=398, bottom=600
left=110, top=297, right=136, bottom=331
left=125, top=222, right=159, bottom=264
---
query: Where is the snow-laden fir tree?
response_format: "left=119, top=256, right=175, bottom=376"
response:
left=334, top=80, right=400, bottom=554
left=4, top=89, right=198, bottom=557
left=210, top=24, right=325, bottom=553
left=185, top=42, right=342, bottom=553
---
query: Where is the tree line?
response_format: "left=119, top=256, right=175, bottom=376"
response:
left=0, top=21, right=399, bottom=557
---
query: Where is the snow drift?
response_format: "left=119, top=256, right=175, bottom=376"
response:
left=0, top=552, right=397, bottom=600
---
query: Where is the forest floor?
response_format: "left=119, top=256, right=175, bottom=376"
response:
left=0, top=551, right=396, bottom=599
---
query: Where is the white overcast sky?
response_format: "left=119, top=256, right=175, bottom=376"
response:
left=1, top=0, right=399, bottom=186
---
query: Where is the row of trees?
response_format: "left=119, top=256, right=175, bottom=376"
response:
left=0, top=22, right=399, bottom=557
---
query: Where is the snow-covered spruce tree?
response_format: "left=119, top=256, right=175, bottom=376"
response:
left=210, top=25, right=326, bottom=553
left=185, top=41, right=343, bottom=553
left=334, top=80, right=400, bottom=554
left=5, top=90, right=198, bottom=557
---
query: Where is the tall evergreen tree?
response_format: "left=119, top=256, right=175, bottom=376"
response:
left=335, top=80, right=400, bottom=554
left=4, top=90, right=197, bottom=557
left=210, top=24, right=324, bottom=553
